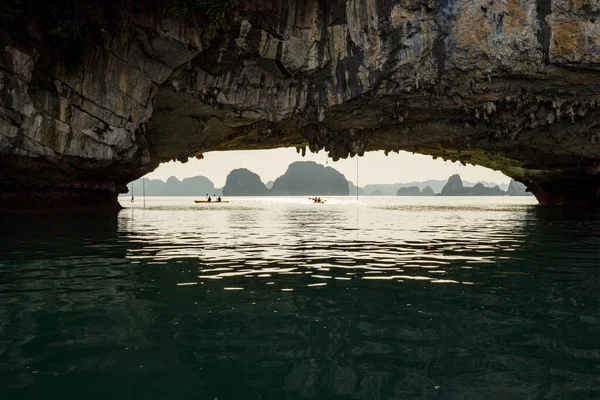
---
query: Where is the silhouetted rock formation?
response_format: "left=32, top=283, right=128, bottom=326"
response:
left=126, top=172, right=512, bottom=198
left=396, top=186, right=421, bottom=196
left=223, top=169, right=269, bottom=196
left=124, top=176, right=215, bottom=196
left=441, top=174, right=506, bottom=196
left=396, top=185, right=436, bottom=196
left=365, top=180, right=506, bottom=195
left=507, top=179, right=533, bottom=196
left=421, top=186, right=435, bottom=196
left=441, top=175, right=466, bottom=196
left=271, top=162, right=349, bottom=196
left=469, top=183, right=506, bottom=196
left=361, top=184, right=405, bottom=196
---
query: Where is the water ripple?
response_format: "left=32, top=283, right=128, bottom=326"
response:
left=0, top=197, right=599, bottom=399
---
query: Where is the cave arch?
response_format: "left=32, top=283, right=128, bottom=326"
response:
left=1, top=0, right=599, bottom=210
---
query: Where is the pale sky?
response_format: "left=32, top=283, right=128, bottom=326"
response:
left=145, top=149, right=511, bottom=188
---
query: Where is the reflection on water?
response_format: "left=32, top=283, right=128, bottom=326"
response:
left=1, top=197, right=599, bottom=399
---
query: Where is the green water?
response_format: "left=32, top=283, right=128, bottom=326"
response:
left=1, top=197, right=599, bottom=399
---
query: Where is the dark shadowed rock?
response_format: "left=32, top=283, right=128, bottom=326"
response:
left=2, top=1, right=600, bottom=208
left=223, top=169, right=269, bottom=196
left=271, top=162, right=349, bottom=196
left=396, top=186, right=421, bottom=196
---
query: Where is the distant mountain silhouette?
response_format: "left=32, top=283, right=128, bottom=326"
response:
left=396, top=186, right=421, bottom=196
left=469, top=183, right=505, bottom=196
left=441, top=175, right=465, bottom=196
left=361, top=184, right=418, bottom=196
left=348, top=181, right=366, bottom=196
left=362, top=181, right=449, bottom=195
left=123, top=176, right=215, bottom=196
left=421, top=186, right=435, bottom=196
left=124, top=168, right=511, bottom=197
left=440, top=174, right=506, bottom=196
left=271, top=161, right=349, bottom=195
left=223, top=169, right=269, bottom=196
left=364, top=179, right=508, bottom=195
left=507, top=179, right=533, bottom=196
left=396, top=186, right=436, bottom=196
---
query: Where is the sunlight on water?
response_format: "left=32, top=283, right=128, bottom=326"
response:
left=1, top=196, right=599, bottom=399
left=119, top=197, right=538, bottom=289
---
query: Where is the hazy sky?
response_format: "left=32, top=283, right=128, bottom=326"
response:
left=145, top=149, right=511, bottom=187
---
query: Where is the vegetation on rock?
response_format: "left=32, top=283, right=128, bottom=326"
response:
left=1, top=0, right=237, bottom=46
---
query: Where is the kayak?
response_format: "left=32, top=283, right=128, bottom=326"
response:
left=195, top=200, right=229, bottom=203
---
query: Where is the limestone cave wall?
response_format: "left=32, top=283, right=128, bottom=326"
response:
left=1, top=0, right=600, bottom=209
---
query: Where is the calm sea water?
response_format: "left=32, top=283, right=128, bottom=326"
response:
left=1, top=196, right=599, bottom=399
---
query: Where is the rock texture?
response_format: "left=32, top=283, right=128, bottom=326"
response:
left=2, top=0, right=600, bottom=209
left=271, top=161, right=349, bottom=195
left=223, top=168, right=269, bottom=196
left=0, top=15, right=205, bottom=210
